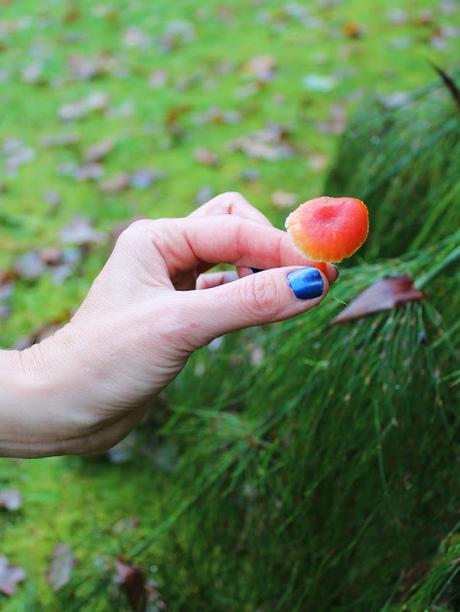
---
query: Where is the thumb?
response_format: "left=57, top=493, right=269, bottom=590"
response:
left=182, top=266, right=329, bottom=346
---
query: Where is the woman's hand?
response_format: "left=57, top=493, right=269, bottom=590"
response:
left=0, top=193, right=337, bottom=458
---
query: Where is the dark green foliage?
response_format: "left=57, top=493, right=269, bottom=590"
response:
left=325, top=72, right=460, bottom=260
left=62, top=79, right=460, bottom=610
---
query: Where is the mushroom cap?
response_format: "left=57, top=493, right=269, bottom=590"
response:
left=285, top=196, right=369, bottom=263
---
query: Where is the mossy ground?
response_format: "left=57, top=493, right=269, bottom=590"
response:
left=1, top=0, right=459, bottom=609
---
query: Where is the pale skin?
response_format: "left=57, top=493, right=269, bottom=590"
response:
left=0, top=193, right=337, bottom=458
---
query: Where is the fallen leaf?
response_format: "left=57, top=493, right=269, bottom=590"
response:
left=343, top=21, right=364, bottom=38
left=43, top=190, right=62, bottom=209
left=41, top=133, right=80, bottom=148
left=74, top=163, right=105, bottom=182
left=58, top=91, right=109, bottom=122
left=14, top=251, right=46, bottom=280
left=68, top=53, right=115, bottom=81
left=240, top=168, right=260, bottom=182
left=309, top=152, right=329, bottom=171
left=331, top=275, right=424, bottom=326
left=271, top=191, right=298, bottom=209
left=302, top=73, right=337, bottom=92
left=84, top=139, right=114, bottom=163
left=148, top=69, right=168, bottom=89
left=115, top=559, right=147, bottom=611
left=386, top=9, right=408, bottom=25
left=99, top=173, right=131, bottom=193
left=315, top=103, right=346, bottom=134
left=60, top=216, right=106, bottom=246
left=21, top=62, right=46, bottom=84
left=122, top=26, right=150, bottom=48
left=195, top=185, right=214, bottom=206
left=193, top=105, right=241, bottom=126
left=47, top=544, right=75, bottom=592
left=193, top=147, right=220, bottom=167
left=244, top=55, right=277, bottom=82
left=158, top=20, right=196, bottom=52
left=0, top=556, right=26, bottom=596
left=0, top=489, right=22, bottom=511
left=2, top=139, right=36, bottom=176
left=230, top=123, right=294, bottom=160
left=130, top=168, right=164, bottom=190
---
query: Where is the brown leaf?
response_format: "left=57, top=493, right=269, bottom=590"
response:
left=0, top=556, right=26, bottom=596
left=59, top=216, right=106, bottom=246
left=243, top=55, right=277, bottom=82
left=0, top=489, right=22, bottom=511
left=84, top=139, right=114, bottom=163
left=148, top=69, right=168, bottom=89
left=343, top=22, right=364, bottom=38
left=115, top=559, right=147, bottom=611
left=230, top=123, right=294, bottom=160
left=331, top=275, right=424, bottom=326
left=47, top=544, right=75, bottom=592
left=271, top=191, right=298, bottom=209
left=130, top=169, right=164, bottom=190
left=193, top=147, right=220, bottom=167
left=41, top=133, right=81, bottom=148
left=58, top=91, right=109, bottom=122
left=68, top=53, right=115, bottom=81
left=99, top=173, right=131, bottom=193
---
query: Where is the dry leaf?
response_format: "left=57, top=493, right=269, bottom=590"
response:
left=99, top=173, right=131, bottom=193
left=194, top=147, right=220, bottom=167
left=68, top=53, right=115, bottom=81
left=47, top=544, right=75, bottom=591
left=230, top=123, right=294, bottom=160
left=343, top=22, right=364, bottom=38
left=0, top=556, right=26, bottom=596
left=58, top=91, right=109, bottom=121
left=130, top=169, right=163, bottom=190
left=41, top=133, right=80, bottom=148
left=115, top=559, right=147, bottom=611
left=0, top=489, right=22, bottom=511
left=271, top=191, right=298, bottom=209
left=244, top=55, right=277, bottom=82
left=84, top=139, right=114, bottom=163
left=60, top=216, right=106, bottom=246
left=331, top=275, right=424, bottom=326
left=148, top=69, right=168, bottom=89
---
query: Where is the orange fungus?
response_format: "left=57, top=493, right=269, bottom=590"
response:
left=285, top=196, right=369, bottom=263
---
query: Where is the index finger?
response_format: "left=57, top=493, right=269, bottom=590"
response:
left=150, top=215, right=337, bottom=283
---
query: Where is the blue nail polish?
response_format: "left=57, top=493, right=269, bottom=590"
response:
left=287, top=267, right=324, bottom=300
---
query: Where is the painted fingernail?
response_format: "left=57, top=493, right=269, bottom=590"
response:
left=287, top=267, right=324, bottom=300
left=332, top=264, right=339, bottom=280
left=251, top=268, right=263, bottom=273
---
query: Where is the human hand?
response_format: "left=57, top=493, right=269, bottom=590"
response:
left=0, top=193, right=337, bottom=457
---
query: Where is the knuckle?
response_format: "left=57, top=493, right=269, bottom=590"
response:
left=220, top=191, right=246, bottom=207
left=243, top=274, right=282, bottom=316
left=117, top=219, right=154, bottom=246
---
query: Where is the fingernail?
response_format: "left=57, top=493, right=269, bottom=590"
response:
left=332, top=264, right=339, bottom=280
left=287, top=267, right=324, bottom=300
left=251, top=268, right=262, bottom=273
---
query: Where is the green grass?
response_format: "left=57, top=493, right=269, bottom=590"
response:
left=1, top=0, right=460, bottom=609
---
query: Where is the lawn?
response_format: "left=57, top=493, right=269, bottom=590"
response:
left=1, top=0, right=459, bottom=609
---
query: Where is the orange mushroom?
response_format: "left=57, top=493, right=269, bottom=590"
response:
left=285, top=196, right=369, bottom=263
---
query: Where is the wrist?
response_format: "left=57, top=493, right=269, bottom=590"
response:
left=0, top=325, right=92, bottom=457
